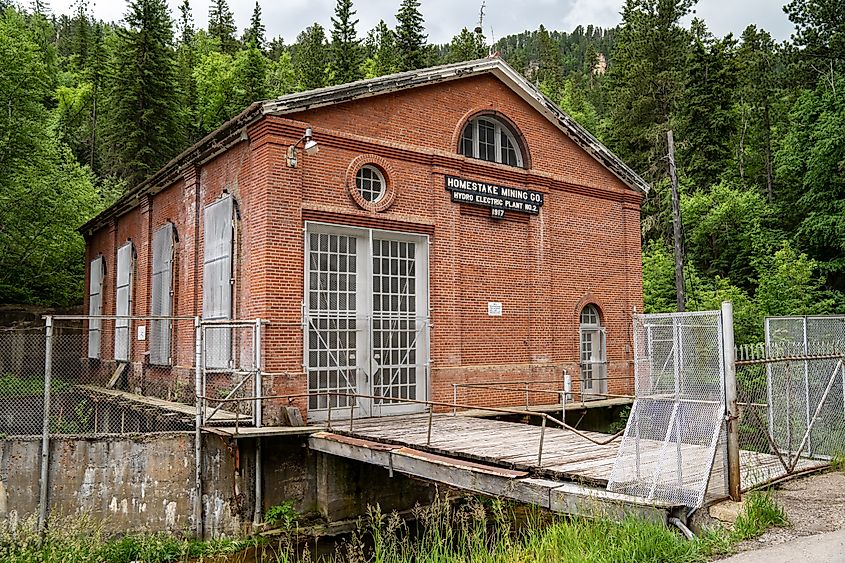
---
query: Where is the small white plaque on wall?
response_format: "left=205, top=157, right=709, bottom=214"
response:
left=487, top=302, right=503, bottom=316
left=137, top=325, right=146, bottom=341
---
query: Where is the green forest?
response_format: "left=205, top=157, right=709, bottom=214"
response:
left=1, top=0, right=843, bottom=343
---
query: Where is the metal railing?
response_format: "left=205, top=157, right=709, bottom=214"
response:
left=197, top=390, right=626, bottom=468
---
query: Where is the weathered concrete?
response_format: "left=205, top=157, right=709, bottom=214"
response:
left=0, top=433, right=241, bottom=537
left=0, top=432, right=438, bottom=538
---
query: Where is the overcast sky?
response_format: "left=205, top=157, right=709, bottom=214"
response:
left=49, top=0, right=795, bottom=45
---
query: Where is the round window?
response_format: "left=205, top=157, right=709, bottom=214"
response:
left=355, top=165, right=386, bottom=203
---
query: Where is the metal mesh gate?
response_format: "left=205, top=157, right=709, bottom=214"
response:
left=736, top=316, right=845, bottom=489
left=608, top=311, right=727, bottom=507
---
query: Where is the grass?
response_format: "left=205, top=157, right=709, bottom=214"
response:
left=829, top=451, right=845, bottom=472
left=731, top=490, right=789, bottom=542
left=0, top=493, right=791, bottom=563
left=0, top=514, right=259, bottom=563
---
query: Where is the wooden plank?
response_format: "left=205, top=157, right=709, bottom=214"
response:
left=106, top=363, right=127, bottom=389
left=547, top=481, right=673, bottom=523
left=78, top=384, right=246, bottom=421
left=205, top=425, right=325, bottom=437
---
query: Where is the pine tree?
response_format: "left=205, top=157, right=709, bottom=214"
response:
left=329, top=0, right=363, bottom=84
left=605, top=0, right=695, bottom=245
left=233, top=44, right=268, bottom=108
left=293, top=23, right=328, bottom=90
left=362, top=20, right=400, bottom=77
left=446, top=27, right=486, bottom=63
left=784, top=0, right=845, bottom=74
left=536, top=24, right=563, bottom=93
left=395, top=0, right=427, bottom=71
left=177, top=0, right=194, bottom=45
left=208, top=0, right=237, bottom=53
left=605, top=0, right=695, bottom=181
left=736, top=25, right=780, bottom=200
left=243, top=1, right=266, bottom=50
left=678, top=23, right=738, bottom=190
left=103, top=0, right=183, bottom=186
left=69, top=0, right=91, bottom=71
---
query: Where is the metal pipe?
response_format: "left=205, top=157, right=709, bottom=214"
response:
left=254, top=318, right=262, bottom=428
left=538, top=415, right=547, bottom=466
left=193, top=316, right=204, bottom=538
left=452, top=384, right=457, bottom=416
left=668, top=517, right=695, bottom=540
left=253, top=438, right=262, bottom=526
left=37, top=316, right=53, bottom=537
left=722, top=301, right=741, bottom=501
left=427, top=407, right=433, bottom=445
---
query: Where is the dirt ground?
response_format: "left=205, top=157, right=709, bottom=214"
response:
left=727, top=470, right=845, bottom=554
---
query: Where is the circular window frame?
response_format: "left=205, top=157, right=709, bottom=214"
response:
left=346, top=155, right=397, bottom=212
left=355, top=165, right=387, bottom=204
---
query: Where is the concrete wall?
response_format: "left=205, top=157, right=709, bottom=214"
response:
left=0, top=433, right=436, bottom=537
left=0, top=433, right=240, bottom=537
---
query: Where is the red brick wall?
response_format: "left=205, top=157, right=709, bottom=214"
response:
left=84, top=71, right=643, bottom=419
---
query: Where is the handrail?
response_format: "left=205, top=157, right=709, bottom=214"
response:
left=197, top=390, right=625, bottom=467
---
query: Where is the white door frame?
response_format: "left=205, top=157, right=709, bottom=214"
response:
left=303, top=221, right=430, bottom=420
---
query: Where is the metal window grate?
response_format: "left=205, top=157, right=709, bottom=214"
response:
left=372, top=238, right=418, bottom=404
left=307, top=232, right=358, bottom=411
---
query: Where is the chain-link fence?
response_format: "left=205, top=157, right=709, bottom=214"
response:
left=736, top=316, right=845, bottom=489
left=0, top=324, right=49, bottom=436
left=0, top=316, right=270, bottom=437
left=608, top=311, right=727, bottom=508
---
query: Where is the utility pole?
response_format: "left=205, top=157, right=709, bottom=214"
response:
left=667, top=130, right=685, bottom=312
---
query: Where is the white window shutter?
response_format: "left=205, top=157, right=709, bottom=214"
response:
left=87, top=256, right=104, bottom=359
left=150, top=224, right=174, bottom=365
left=203, top=196, right=233, bottom=369
left=114, top=242, right=133, bottom=362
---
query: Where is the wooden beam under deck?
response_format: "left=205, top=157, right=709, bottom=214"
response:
left=308, top=431, right=675, bottom=523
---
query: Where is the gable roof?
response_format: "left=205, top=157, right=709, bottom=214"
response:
left=81, top=57, right=648, bottom=234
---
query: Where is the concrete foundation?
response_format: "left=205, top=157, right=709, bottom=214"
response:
left=0, top=432, right=436, bottom=538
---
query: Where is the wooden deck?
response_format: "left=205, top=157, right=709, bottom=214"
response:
left=324, top=414, right=825, bottom=496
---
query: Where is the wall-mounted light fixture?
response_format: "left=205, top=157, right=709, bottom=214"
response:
left=286, top=126, right=319, bottom=168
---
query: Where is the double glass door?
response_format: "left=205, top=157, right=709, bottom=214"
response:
left=305, top=223, right=429, bottom=419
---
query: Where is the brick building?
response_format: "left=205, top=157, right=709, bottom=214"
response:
left=80, top=57, right=648, bottom=423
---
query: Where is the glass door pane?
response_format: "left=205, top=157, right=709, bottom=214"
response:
left=371, top=238, right=418, bottom=405
left=306, top=232, right=362, bottom=413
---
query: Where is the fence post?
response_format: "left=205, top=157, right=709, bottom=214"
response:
left=722, top=301, right=741, bottom=501
left=37, top=315, right=53, bottom=537
left=193, top=317, right=204, bottom=538
left=253, top=318, right=263, bottom=527
left=253, top=318, right=262, bottom=428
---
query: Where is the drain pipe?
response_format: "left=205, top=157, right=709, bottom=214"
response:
left=668, top=517, right=695, bottom=540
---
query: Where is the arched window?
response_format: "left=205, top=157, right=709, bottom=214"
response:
left=579, top=305, right=607, bottom=400
left=460, top=115, right=524, bottom=167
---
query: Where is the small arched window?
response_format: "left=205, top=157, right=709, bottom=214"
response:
left=579, top=304, right=607, bottom=400
left=460, top=116, right=524, bottom=167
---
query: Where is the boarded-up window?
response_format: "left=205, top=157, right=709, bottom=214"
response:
left=87, top=256, right=105, bottom=359
left=115, top=242, right=134, bottom=362
left=203, top=196, right=233, bottom=369
left=150, top=223, right=175, bottom=365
